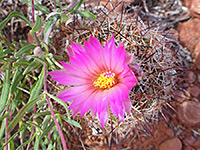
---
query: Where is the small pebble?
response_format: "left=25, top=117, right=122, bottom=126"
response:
left=159, top=138, right=182, bottom=150
left=178, top=101, right=200, bottom=126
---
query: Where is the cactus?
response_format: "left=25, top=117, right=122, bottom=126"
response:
left=58, top=1, right=191, bottom=137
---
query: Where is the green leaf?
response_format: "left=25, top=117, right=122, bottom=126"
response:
left=0, top=32, right=15, bottom=48
left=10, top=140, right=16, bottom=150
left=15, top=44, right=36, bottom=57
left=43, top=18, right=54, bottom=38
left=0, top=126, right=27, bottom=150
left=50, top=57, right=63, bottom=69
left=62, top=116, right=82, bottom=129
left=3, top=47, right=12, bottom=56
left=13, top=89, right=22, bottom=105
left=0, top=42, right=3, bottom=57
left=1, top=64, right=8, bottom=70
left=19, top=40, right=27, bottom=47
left=27, top=67, right=45, bottom=112
left=61, top=13, right=69, bottom=23
left=23, top=60, right=41, bottom=75
left=77, top=10, right=97, bottom=19
left=40, top=121, right=55, bottom=139
left=10, top=68, right=23, bottom=94
left=4, top=57, right=18, bottom=61
left=20, top=121, right=27, bottom=142
left=41, top=115, right=51, bottom=130
left=7, top=94, right=43, bottom=133
left=31, top=15, right=43, bottom=32
left=13, top=59, right=29, bottom=67
left=20, top=0, right=50, bottom=14
left=46, top=57, right=56, bottom=70
left=0, top=64, right=10, bottom=114
left=16, top=132, right=37, bottom=150
left=19, top=130, right=34, bottom=149
left=34, top=135, right=40, bottom=150
left=0, top=12, right=32, bottom=30
left=27, top=121, right=43, bottom=132
left=51, top=0, right=63, bottom=8
left=34, top=111, right=51, bottom=118
left=68, top=0, right=84, bottom=14
left=46, top=93, right=70, bottom=118
left=33, top=57, right=48, bottom=66
left=40, top=139, right=47, bottom=150
left=0, top=112, right=8, bottom=121
left=0, top=118, right=6, bottom=142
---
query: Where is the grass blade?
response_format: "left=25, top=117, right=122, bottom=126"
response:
left=10, top=68, right=23, bottom=94
left=15, top=44, right=36, bottom=57
left=16, top=132, right=37, bottom=150
left=0, top=11, right=32, bottom=30
left=23, top=60, right=41, bottom=75
left=0, top=64, right=10, bottom=114
left=20, top=0, right=49, bottom=14
left=77, top=10, right=97, bottom=19
left=27, top=66, right=45, bottom=112
left=31, top=15, right=43, bottom=32
left=0, top=126, right=26, bottom=150
left=0, top=118, right=6, bottom=142
left=7, top=94, right=43, bottom=133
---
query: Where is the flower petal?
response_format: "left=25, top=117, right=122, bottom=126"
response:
left=59, top=61, right=93, bottom=79
left=123, top=98, right=132, bottom=114
left=84, top=41, right=106, bottom=70
left=120, top=71, right=137, bottom=89
left=48, top=70, right=91, bottom=86
left=88, top=36, right=103, bottom=52
left=69, top=51, right=101, bottom=76
left=58, top=85, right=93, bottom=102
left=109, top=86, right=125, bottom=120
left=66, top=46, right=75, bottom=57
left=99, top=109, right=108, bottom=128
left=71, top=41, right=85, bottom=54
left=111, top=45, right=126, bottom=73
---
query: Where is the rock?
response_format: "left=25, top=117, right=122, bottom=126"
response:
left=174, top=90, right=187, bottom=103
left=159, top=138, right=182, bottom=150
left=187, top=85, right=200, bottom=97
left=194, top=41, right=200, bottom=70
left=178, top=18, right=200, bottom=53
left=193, top=40, right=200, bottom=58
left=193, top=136, right=200, bottom=149
left=186, top=71, right=197, bottom=84
left=183, top=0, right=192, bottom=8
left=184, top=136, right=200, bottom=149
left=183, top=0, right=200, bottom=18
left=183, top=136, right=196, bottom=146
left=198, top=74, right=200, bottom=82
left=184, top=146, right=194, bottom=150
left=195, top=53, right=200, bottom=70
left=178, top=101, right=200, bottom=126
left=166, top=128, right=174, bottom=137
left=190, top=0, right=200, bottom=18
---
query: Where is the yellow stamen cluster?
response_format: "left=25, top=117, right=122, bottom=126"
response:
left=93, top=71, right=117, bottom=89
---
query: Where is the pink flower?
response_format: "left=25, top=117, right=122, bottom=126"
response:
left=48, top=36, right=137, bottom=127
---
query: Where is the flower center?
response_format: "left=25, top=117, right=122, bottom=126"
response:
left=93, top=71, right=117, bottom=89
